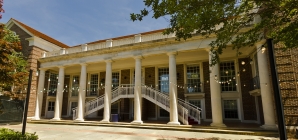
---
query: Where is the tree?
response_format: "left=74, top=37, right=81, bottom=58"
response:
left=130, top=0, right=298, bottom=65
left=0, top=24, right=28, bottom=95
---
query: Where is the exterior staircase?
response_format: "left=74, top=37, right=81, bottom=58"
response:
left=72, top=84, right=202, bottom=125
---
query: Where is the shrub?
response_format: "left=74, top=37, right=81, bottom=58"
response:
left=0, top=128, right=38, bottom=140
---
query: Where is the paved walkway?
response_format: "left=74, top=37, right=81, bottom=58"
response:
left=1, top=123, right=279, bottom=140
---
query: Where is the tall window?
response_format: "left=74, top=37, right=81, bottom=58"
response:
left=48, top=73, right=58, bottom=96
left=72, top=75, right=80, bottom=96
left=88, top=74, right=98, bottom=96
left=112, top=72, right=119, bottom=89
left=159, top=68, right=169, bottom=93
left=220, top=61, right=237, bottom=92
left=223, top=100, right=238, bottom=119
left=186, top=65, right=201, bottom=93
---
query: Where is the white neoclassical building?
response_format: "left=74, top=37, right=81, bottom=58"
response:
left=30, top=28, right=278, bottom=129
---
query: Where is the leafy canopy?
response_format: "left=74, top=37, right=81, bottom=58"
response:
left=0, top=24, right=28, bottom=91
left=131, top=0, right=298, bottom=65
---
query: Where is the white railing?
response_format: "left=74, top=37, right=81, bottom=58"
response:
left=65, top=46, right=82, bottom=54
left=141, top=86, right=189, bottom=125
left=45, top=50, right=60, bottom=57
left=73, top=84, right=201, bottom=125
left=87, top=42, right=106, bottom=51
left=43, top=31, right=177, bottom=58
left=178, top=99, right=201, bottom=124
left=112, top=37, right=135, bottom=46
left=84, top=94, right=104, bottom=116
left=141, top=33, right=174, bottom=42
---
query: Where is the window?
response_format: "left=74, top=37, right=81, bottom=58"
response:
left=159, top=68, right=169, bottom=93
left=70, top=102, right=78, bottom=115
left=88, top=74, right=98, bottom=96
left=223, top=100, right=238, bottom=119
left=220, top=61, right=237, bottom=91
left=72, top=75, right=80, bottom=96
left=48, top=73, right=58, bottom=96
left=186, top=65, right=201, bottom=93
left=48, top=101, right=55, bottom=111
left=112, top=72, right=120, bottom=89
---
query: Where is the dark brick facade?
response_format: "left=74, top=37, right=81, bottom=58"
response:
left=62, top=75, right=70, bottom=116
left=144, top=67, right=156, bottom=118
left=238, top=58, right=257, bottom=121
left=203, top=62, right=212, bottom=119
left=41, top=71, right=50, bottom=117
left=177, top=64, right=185, bottom=99
left=121, top=69, right=130, bottom=84
left=99, top=72, right=106, bottom=96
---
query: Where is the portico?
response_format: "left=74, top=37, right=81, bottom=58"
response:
left=33, top=30, right=276, bottom=129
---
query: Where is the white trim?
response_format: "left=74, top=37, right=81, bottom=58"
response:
left=6, top=19, right=34, bottom=36
left=26, top=36, right=62, bottom=52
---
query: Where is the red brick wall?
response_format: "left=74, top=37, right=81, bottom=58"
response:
left=203, top=62, right=212, bottom=119
left=238, top=58, right=257, bottom=121
left=9, top=24, right=32, bottom=58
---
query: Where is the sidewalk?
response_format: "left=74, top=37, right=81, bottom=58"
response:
left=1, top=123, right=279, bottom=140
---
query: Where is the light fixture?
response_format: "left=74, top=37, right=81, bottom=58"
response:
left=36, top=70, right=39, bottom=76
left=241, top=61, right=245, bottom=65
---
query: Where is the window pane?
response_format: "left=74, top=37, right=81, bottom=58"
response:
left=158, top=68, right=169, bottom=93
left=89, top=74, right=98, bottom=96
left=48, top=73, right=58, bottom=96
left=220, top=61, right=237, bottom=91
left=186, top=65, right=201, bottom=93
left=112, top=72, right=119, bottom=90
left=72, top=75, right=80, bottom=96
left=223, top=100, right=238, bottom=119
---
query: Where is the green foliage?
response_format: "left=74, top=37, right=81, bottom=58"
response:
left=0, top=128, right=38, bottom=140
left=131, top=0, right=298, bottom=65
left=0, top=23, right=28, bottom=92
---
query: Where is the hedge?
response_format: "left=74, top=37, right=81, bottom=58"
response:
left=0, top=128, right=38, bottom=140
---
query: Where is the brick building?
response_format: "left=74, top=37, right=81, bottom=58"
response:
left=6, top=18, right=298, bottom=129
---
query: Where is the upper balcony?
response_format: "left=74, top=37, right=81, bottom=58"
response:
left=42, top=30, right=175, bottom=58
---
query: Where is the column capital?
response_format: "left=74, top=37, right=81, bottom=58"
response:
left=105, top=59, right=113, bottom=63
left=204, top=47, right=211, bottom=52
left=80, top=63, right=88, bottom=66
left=38, top=68, right=47, bottom=71
left=57, top=66, right=65, bottom=69
left=167, top=51, right=177, bottom=56
left=134, top=55, right=143, bottom=60
left=255, top=39, right=266, bottom=48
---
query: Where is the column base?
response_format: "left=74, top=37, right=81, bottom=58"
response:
left=99, top=120, right=110, bottom=123
left=74, top=118, right=84, bottom=122
left=210, top=123, right=226, bottom=127
left=167, top=121, right=180, bottom=125
left=131, top=120, right=143, bottom=124
left=32, top=117, right=40, bottom=120
left=260, top=124, right=277, bottom=130
left=50, top=118, right=61, bottom=121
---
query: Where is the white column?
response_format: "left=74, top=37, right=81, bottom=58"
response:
left=52, top=66, right=65, bottom=120
left=167, top=52, right=180, bottom=125
left=101, top=60, right=112, bottom=123
left=256, top=41, right=277, bottom=129
left=209, top=51, right=226, bottom=127
left=75, top=63, right=87, bottom=121
left=33, top=68, right=46, bottom=120
left=132, top=56, right=143, bottom=124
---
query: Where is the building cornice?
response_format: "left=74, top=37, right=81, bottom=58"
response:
left=26, top=36, right=62, bottom=52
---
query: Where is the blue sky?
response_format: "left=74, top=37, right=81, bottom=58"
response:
left=1, top=0, right=169, bottom=46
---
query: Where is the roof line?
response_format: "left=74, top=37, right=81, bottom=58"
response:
left=11, top=18, right=70, bottom=48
